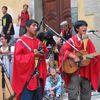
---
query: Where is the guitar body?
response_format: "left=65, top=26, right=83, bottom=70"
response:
left=76, top=50, right=90, bottom=67
left=63, top=50, right=90, bottom=74
left=63, top=58, right=78, bottom=74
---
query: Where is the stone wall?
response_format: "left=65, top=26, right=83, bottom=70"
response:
left=84, top=0, right=100, bottom=30
left=29, top=0, right=43, bottom=31
left=0, top=0, right=29, bottom=23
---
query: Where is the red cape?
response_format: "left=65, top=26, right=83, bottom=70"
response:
left=59, top=35, right=100, bottom=90
left=12, top=35, right=48, bottom=99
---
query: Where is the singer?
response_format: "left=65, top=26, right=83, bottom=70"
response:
left=59, top=20, right=100, bottom=100
left=12, top=19, right=48, bottom=100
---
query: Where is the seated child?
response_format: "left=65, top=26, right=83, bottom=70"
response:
left=45, top=66, right=63, bottom=100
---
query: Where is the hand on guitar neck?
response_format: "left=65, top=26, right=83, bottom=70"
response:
left=63, top=50, right=100, bottom=74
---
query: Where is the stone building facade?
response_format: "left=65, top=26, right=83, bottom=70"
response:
left=0, top=0, right=29, bottom=23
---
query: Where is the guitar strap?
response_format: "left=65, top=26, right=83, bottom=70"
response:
left=70, top=37, right=89, bottom=51
left=83, top=38, right=88, bottom=51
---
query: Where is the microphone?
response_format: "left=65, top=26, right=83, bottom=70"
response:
left=35, top=17, right=45, bottom=31
left=88, top=30, right=98, bottom=33
left=88, top=30, right=100, bottom=39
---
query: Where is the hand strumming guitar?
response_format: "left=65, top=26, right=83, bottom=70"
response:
left=68, top=52, right=81, bottom=63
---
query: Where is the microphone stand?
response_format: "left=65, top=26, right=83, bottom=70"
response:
left=91, top=31, right=100, bottom=39
left=44, top=23, right=82, bottom=54
left=44, top=23, right=83, bottom=100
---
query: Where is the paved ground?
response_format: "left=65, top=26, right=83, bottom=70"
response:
left=43, top=91, right=100, bottom=100
left=91, top=91, right=100, bottom=100
left=62, top=92, right=100, bottom=100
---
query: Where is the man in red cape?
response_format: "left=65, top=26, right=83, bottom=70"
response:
left=12, top=19, right=48, bottom=100
left=59, top=20, right=100, bottom=100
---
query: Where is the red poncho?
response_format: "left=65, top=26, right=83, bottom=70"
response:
left=59, top=34, right=100, bottom=90
left=12, top=35, right=48, bottom=100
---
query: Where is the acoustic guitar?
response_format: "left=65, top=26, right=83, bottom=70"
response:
left=63, top=50, right=100, bottom=74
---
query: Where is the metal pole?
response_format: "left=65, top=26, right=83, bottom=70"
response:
left=44, top=23, right=80, bottom=52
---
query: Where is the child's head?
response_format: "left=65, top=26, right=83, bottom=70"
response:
left=49, top=67, right=57, bottom=76
left=0, top=34, right=10, bottom=45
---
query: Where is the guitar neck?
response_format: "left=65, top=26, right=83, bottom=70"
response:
left=84, top=51, right=100, bottom=59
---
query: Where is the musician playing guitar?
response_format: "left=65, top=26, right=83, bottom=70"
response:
left=59, top=20, right=100, bottom=100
